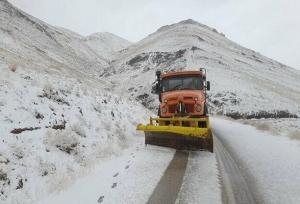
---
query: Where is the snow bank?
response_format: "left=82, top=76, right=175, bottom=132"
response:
left=240, top=118, right=300, bottom=141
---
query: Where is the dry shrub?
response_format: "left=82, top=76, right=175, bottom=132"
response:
left=255, top=122, right=271, bottom=131
left=8, top=63, right=17, bottom=72
left=288, top=130, right=300, bottom=140
left=44, top=129, right=79, bottom=154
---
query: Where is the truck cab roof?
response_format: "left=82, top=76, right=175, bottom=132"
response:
left=161, top=70, right=205, bottom=79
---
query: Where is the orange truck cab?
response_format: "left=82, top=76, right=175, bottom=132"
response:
left=155, top=69, right=210, bottom=118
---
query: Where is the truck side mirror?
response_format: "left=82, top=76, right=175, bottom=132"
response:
left=206, top=81, right=210, bottom=91
left=151, top=82, right=161, bottom=94
left=155, top=83, right=160, bottom=94
left=156, top=70, right=161, bottom=78
left=154, top=70, right=162, bottom=94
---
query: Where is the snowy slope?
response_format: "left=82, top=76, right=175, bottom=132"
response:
left=0, top=60, right=149, bottom=204
left=0, top=0, right=109, bottom=76
left=84, top=32, right=131, bottom=60
left=102, top=19, right=300, bottom=117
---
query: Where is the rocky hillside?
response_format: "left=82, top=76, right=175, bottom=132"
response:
left=102, top=19, right=300, bottom=118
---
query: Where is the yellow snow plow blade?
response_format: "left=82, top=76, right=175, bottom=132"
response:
left=136, top=117, right=213, bottom=152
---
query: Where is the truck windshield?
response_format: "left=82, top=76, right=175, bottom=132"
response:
left=161, top=76, right=203, bottom=92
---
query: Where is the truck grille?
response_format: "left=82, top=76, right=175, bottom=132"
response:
left=168, top=104, right=194, bottom=114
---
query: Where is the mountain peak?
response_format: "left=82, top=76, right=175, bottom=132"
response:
left=178, top=19, right=200, bottom=25
left=157, top=19, right=224, bottom=37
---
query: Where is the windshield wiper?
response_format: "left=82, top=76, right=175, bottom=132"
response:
left=172, top=84, right=183, bottom=90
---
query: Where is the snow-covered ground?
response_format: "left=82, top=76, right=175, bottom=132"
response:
left=213, top=117, right=300, bottom=203
left=240, top=118, right=300, bottom=141
left=0, top=62, right=150, bottom=204
left=37, top=142, right=175, bottom=204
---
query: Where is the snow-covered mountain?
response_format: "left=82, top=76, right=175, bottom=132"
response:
left=84, top=32, right=131, bottom=60
left=102, top=19, right=300, bottom=118
left=0, top=0, right=110, bottom=76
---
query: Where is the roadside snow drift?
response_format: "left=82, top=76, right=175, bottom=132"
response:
left=212, top=117, right=300, bottom=203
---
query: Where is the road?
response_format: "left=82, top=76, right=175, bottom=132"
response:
left=147, top=135, right=256, bottom=204
left=214, top=136, right=256, bottom=204
left=147, top=151, right=189, bottom=204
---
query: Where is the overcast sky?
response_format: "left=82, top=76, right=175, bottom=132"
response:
left=8, top=0, right=300, bottom=70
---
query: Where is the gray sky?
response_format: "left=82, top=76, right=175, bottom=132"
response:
left=8, top=0, right=300, bottom=70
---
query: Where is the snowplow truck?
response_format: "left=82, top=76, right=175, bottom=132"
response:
left=137, top=68, right=213, bottom=152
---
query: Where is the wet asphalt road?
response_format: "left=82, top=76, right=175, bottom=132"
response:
left=146, top=134, right=256, bottom=204
left=147, top=151, right=189, bottom=204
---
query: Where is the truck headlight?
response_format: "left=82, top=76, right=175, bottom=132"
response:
left=195, top=104, right=201, bottom=112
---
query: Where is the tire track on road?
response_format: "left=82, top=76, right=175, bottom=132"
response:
left=214, top=135, right=256, bottom=204
left=147, top=151, right=189, bottom=204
